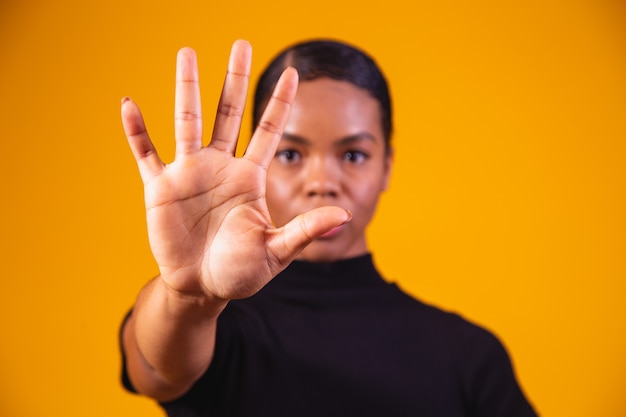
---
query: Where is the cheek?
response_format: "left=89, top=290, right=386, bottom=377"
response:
left=351, top=174, right=386, bottom=214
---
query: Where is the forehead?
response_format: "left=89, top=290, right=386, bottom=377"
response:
left=284, top=78, right=384, bottom=143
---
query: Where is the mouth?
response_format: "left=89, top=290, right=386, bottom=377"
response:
left=318, top=224, right=344, bottom=239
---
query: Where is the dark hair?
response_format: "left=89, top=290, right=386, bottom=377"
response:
left=252, top=39, right=393, bottom=149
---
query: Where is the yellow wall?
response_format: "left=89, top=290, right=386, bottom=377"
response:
left=1, top=0, right=624, bottom=416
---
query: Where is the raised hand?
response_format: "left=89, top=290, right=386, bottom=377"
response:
left=121, top=40, right=350, bottom=302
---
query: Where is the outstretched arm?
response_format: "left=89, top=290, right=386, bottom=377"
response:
left=120, top=40, right=350, bottom=402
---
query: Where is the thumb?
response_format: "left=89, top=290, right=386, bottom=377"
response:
left=265, top=206, right=352, bottom=273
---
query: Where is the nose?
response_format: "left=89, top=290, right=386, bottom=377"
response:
left=303, top=156, right=339, bottom=198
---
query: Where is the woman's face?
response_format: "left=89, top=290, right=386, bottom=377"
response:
left=266, top=77, right=392, bottom=262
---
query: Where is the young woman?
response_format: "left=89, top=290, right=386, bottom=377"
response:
left=120, top=39, right=537, bottom=416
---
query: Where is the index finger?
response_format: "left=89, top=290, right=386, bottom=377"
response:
left=175, top=47, right=202, bottom=156
left=244, top=67, right=299, bottom=168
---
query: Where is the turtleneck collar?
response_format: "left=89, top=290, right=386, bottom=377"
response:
left=265, top=253, right=388, bottom=291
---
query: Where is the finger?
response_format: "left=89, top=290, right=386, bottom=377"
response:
left=266, top=206, right=352, bottom=271
left=244, top=67, right=298, bottom=167
left=175, top=47, right=202, bottom=155
left=209, top=39, right=251, bottom=154
left=121, top=97, right=165, bottom=183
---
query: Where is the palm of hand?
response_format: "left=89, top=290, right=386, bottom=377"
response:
left=145, top=147, right=275, bottom=299
left=121, top=41, right=349, bottom=303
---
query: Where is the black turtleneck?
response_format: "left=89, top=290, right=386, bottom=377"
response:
left=128, top=254, right=537, bottom=417
left=266, top=253, right=387, bottom=289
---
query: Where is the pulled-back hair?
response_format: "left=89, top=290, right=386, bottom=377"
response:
left=252, top=39, right=393, bottom=148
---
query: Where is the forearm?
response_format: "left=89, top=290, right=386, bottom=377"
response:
left=122, top=276, right=228, bottom=402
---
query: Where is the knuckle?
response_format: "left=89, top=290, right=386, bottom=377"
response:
left=217, top=103, right=244, bottom=118
left=257, top=120, right=281, bottom=136
left=175, top=111, right=201, bottom=121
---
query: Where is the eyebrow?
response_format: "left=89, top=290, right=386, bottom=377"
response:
left=281, top=132, right=378, bottom=147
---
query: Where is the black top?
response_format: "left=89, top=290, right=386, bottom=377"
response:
left=122, top=254, right=537, bottom=417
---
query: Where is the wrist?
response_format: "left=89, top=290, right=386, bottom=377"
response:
left=153, top=276, right=229, bottom=319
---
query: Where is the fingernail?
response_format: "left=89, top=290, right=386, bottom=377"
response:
left=121, top=96, right=131, bottom=104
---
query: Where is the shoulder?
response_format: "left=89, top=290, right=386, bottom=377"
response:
left=401, top=295, right=537, bottom=415
left=383, top=286, right=517, bottom=372
left=374, top=285, right=512, bottom=360
left=388, top=284, right=499, bottom=337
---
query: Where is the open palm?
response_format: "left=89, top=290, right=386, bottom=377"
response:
left=121, top=41, right=349, bottom=301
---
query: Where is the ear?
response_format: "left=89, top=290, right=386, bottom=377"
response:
left=381, top=147, right=394, bottom=191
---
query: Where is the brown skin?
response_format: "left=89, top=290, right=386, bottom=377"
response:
left=267, top=78, right=392, bottom=262
left=120, top=41, right=390, bottom=403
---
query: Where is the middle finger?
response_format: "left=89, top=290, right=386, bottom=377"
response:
left=209, top=39, right=252, bottom=155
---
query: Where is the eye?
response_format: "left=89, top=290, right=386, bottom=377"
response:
left=343, top=150, right=369, bottom=164
left=275, top=149, right=301, bottom=164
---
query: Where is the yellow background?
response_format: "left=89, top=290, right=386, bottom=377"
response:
left=1, top=0, right=624, bottom=416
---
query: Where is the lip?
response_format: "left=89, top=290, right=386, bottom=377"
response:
left=318, top=224, right=344, bottom=239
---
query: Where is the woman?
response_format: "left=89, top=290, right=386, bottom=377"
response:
left=120, top=39, right=537, bottom=416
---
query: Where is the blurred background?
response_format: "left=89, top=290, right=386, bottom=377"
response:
left=1, top=0, right=624, bottom=415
